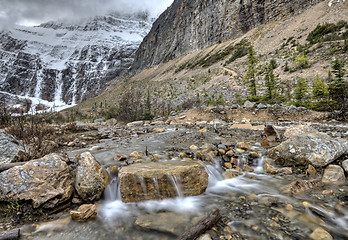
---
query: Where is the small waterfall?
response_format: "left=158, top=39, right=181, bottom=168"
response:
left=104, top=176, right=121, bottom=201
left=137, top=176, right=148, bottom=195
left=152, top=177, right=160, bottom=198
left=254, top=156, right=265, bottom=172
left=167, top=175, right=183, bottom=198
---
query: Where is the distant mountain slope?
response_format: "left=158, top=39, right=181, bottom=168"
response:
left=0, top=13, right=152, bottom=111
left=132, top=0, right=325, bottom=72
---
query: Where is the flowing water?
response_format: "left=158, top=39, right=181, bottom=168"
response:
left=25, top=125, right=348, bottom=240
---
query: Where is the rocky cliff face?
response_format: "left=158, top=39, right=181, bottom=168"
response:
left=132, top=0, right=325, bottom=72
left=0, top=13, right=152, bottom=111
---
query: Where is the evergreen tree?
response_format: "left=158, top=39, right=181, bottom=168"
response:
left=143, top=90, right=153, bottom=120
left=244, top=45, right=258, bottom=97
left=294, top=77, right=309, bottom=107
left=264, top=61, right=278, bottom=103
left=312, top=75, right=329, bottom=111
left=329, top=59, right=347, bottom=118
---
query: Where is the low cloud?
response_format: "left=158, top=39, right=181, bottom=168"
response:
left=0, top=0, right=174, bottom=29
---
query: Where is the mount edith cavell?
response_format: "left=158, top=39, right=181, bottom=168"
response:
left=0, top=1, right=348, bottom=240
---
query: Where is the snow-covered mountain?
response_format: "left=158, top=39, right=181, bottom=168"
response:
left=0, top=13, right=152, bottom=112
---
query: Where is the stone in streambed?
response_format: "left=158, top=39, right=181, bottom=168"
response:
left=342, top=159, right=348, bottom=174
left=75, top=152, right=110, bottom=202
left=322, top=165, right=345, bottom=184
left=309, top=227, right=333, bottom=240
left=268, top=132, right=347, bottom=167
left=119, top=161, right=208, bottom=203
left=263, top=163, right=278, bottom=174
left=135, top=212, right=197, bottom=236
left=0, top=153, right=73, bottom=208
left=70, top=204, right=97, bottom=221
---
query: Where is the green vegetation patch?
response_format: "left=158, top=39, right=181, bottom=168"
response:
left=307, top=21, right=348, bottom=44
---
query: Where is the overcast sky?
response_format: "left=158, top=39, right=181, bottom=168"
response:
left=0, top=0, right=174, bottom=29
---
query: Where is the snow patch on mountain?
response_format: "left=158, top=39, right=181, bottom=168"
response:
left=0, top=13, right=152, bottom=112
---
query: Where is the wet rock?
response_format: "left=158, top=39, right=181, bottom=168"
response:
left=0, top=132, right=25, bottom=163
left=119, top=161, right=208, bottom=202
left=236, top=142, right=250, bottom=150
left=127, top=121, right=144, bottom=127
left=342, top=160, right=348, bottom=174
left=199, top=128, right=207, bottom=133
left=309, top=227, right=333, bottom=240
left=286, top=180, right=323, bottom=195
left=263, top=163, right=278, bottom=174
left=135, top=212, right=196, bottom=236
left=279, top=167, right=292, bottom=175
left=322, top=165, right=345, bottom=184
left=249, top=152, right=260, bottom=159
left=190, top=145, right=199, bottom=151
left=268, top=132, right=347, bottom=167
left=243, top=165, right=254, bottom=172
left=225, top=150, right=234, bottom=157
left=224, top=163, right=233, bottom=169
left=322, top=190, right=334, bottom=195
left=88, top=146, right=104, bottom=151
left=306, top=164, right=317, bottom=176
left=70, top=204, right=97, bottom=222
left=129, top=151, right=144, bottom=159
left=75, top=152, right=110, bottom=202
left=152, top=128, right=165, bottom=133
left=222, top=171, right=237, bottom=179
left=284, top=125, right=318, bottom=139
left=197, top=233, right=212, bottom=240
left=261, top=125, right=281, bottom=148
left=114, top=154, right=127, bottom=161
left=0, top=153, right=73, bottom=208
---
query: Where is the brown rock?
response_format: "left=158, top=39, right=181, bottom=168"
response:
left=218, top=149, right=226, bottom=155
left=222, top=171, right=237, bottom=179
left=322, top=190, right=334, bottom=195
left=306, top=164, right=317, bottom=176
left=249, top=152, right=261, bottom=159
left=152, top=128, right=165, bottom=133
left=309, top=227, right=333, bottom=240
left=114, top=154, right=127, bottom=161
left=262, top=125, right=281, bottom=148
left=237, top=142, right=250, bottom=150
left=225, top=150, right=234, bottom=157
left=0, top=153, right=73, bottom=208
left=119, top=161, right=208, bottom=202
left=286, top=180, right=323, bottom=195
left=224, top=163, right=233, bottom=169
left=322, top=165, right=346, bottom=184
left=70, top=204, right=97, bottom=221
left=129, top=151, right=144, bottom=159
left=75, top=152, right=110, bottom=202
left=263, top=163, right=278, bottom=174
left=279, top=167, right=292, bottom=175
left=243, top=165, right=254, bottom=172
left=284, top=125, right=318, bottom=139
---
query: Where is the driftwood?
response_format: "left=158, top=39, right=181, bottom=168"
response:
left=0, top=229, right=20, bottom=240
left=0, top=163, right=25, bottom=173
left=177, top=209, right=221, bottom=240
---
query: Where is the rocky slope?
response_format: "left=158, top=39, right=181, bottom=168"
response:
left=0, top=13, right=152, bottom=111
left=76, top=0, right=347, bottom=121
left=132, top=0, right=325, bottom=72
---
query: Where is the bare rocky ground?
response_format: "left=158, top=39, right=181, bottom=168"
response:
left=0, top=106, right=348, bottom=240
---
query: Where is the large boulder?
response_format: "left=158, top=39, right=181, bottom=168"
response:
left=268, top=132, right=347, bottom=167
left=0, top=131, right=25, bottom=163
left=119, top=161, right=208, bottom=203
left=0, top=153, right=73, bottom=208
left=75, top=152, right=110, bottom=202
left=283, top=125, right=319, bottom=139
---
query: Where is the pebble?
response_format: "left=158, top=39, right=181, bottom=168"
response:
left=309, top=227, right=333, bottom=240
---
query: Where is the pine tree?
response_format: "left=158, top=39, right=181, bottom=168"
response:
left=294, top=77, right=309, bottom=107
left=264, top=61, right=278, bottom=103
left=312, top=75, right=329, bottom=111
left=329, top=59, right=347, bottom=118
left=244, top=45, right=258, bottom=97
left=143, top=90, right=153, bottom=120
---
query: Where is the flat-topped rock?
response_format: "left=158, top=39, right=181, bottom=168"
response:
left=119, top=161, right=208, bottom=203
